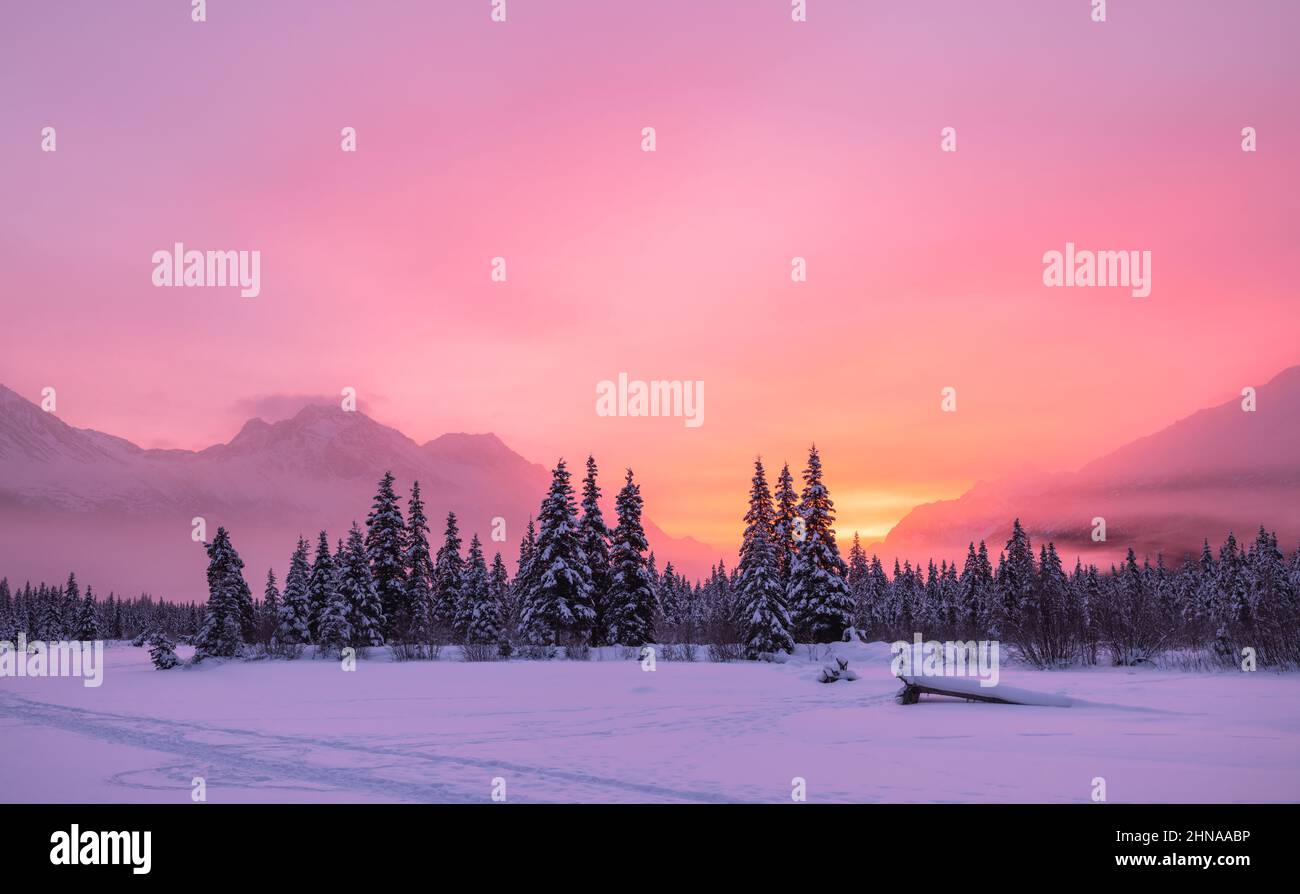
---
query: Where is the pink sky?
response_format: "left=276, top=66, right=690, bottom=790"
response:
left=2, top=1, right=1298, bottom=551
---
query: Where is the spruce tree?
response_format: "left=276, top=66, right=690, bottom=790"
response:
left=63, top=573, right=81, bottom=638
left=365, top=471, right=407, bottom=640
left=315, top=579, right=352, bottom=656
left=606, top=468, right=656, bottom=645
left=339, top=522, right=385, bottom=648
left=509, top=518, right=537, bottom=634
left=194, top=527, right=249, bottom=659
left=995, top=519, right=1036, bottom=636
left=432, top=512, right=464, bottom=634
left=738, top=458, right=794, bottom=658
left=261, top=569, right=280, bottom=646
left=786, top=446, right=854, bottom=643
left=520, top=459, right=595, bottom=645
left=579, top=456, right=614, bottom=645
left=461, top=535, right=501, bottom=644
left=147, top=630, right=180, bottom=669
left=34, top=584, right=57, bottom=640
left=488, top=552, right=510, bottom=623
left=75, top=586, right=101, bottom=640
left=847, top=533, right=870, bottom=632
left=772, top=463, right=799, bottom=588
left=404, top=481, right=435, bottom=644
left=274, top=537, right=312, bottom=651
left=307, top=531, right=335, bottom=642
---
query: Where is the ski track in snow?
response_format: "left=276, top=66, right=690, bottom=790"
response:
left=0, top=691, right=738, bottom=803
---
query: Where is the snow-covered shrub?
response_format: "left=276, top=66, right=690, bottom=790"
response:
left=461, top=642, right=497, bottom=662
left=147, top=631, right=179, bottom=670
left=708, top=642, right=743, bottom=662
left=563, top=642, right=591, bottom=661
left=816, top=656, right=858, bottom=683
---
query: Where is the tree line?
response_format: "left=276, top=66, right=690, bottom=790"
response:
left=0, top=574, right=201, bottom=644
left=6, top=445, right=1298, bottom=669
left=190, top=457, right=661, bottom=661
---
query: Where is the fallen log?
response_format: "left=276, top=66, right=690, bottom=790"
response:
left=895, top=675, right=1072, bottom=707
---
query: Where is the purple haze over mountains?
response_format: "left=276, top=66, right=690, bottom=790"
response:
left=0, top=386, right=719, bottom=601
left=3, top=365, right=1300, bottom=602
left=879, top=365, right=1300, bottom=568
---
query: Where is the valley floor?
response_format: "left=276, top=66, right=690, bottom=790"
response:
left=2, top=642, right=1298, bottom=803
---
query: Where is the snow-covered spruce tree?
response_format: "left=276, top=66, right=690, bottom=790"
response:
left=738, top=458, right=794, bottom=658
left=147, top=630, right=180, bottom=669
left=314, top=575, right=352, bottom=656
left=365, top=471, right=407, bottom=640
left=605, top=468, right=656, bottom=646
left=490, top=550, right=511, bottom=647
left=508, top=518, right=537, bottom=637
left=37, top=588, right=62, bottom=640
left=772, top=463, right=799, bottom=589
left=260, top=569, right=280, bottom=647
left=993, top=519, right=1035, bottom=638
left=579, top=456, right=614, bottom=645
left=432, top=512, right=464, bottom=637
left=403, top=481, right=435, bottom=649
left=847, top=533, right=870, bottom=632
left=862, top=554, right=890, bottom=638
left=461, top=534, right=503, bottom=646
left=273, top=537, right=312, bottom=653
left=75, top=586, right=101, bottom=640
left=786, top=446, right=854, bottom=643
left=657, top=560, right=681, bottom=635
left=194, top=527, right=250, bottom=659
left=339, top=522, right=385, bottom=648
left=959, top=541, right=994, bottom=638
left=489, top=552, right=510, bottom=611
left=306, top=531, right=335, bottom=642
left=520, top=459, right=594, bottom=646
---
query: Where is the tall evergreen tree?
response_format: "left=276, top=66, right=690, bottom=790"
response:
left=261, top=569, right=280, bottom=645
left=274, top=537, right=312, bottom=649
left=365, top=471, right=407, bottom=639
left=995, top=519, right=1036, bottom=636
left=738, top=458, right=794, bottom=657
left=520, top=459, right=595, bottom=645
left=847, top=532, right=870, bottom=632
left=772, top=463, right=800, bottom=588
left=579, top=456, right=614, bottom=644
left=959, top=541, right=995, bottom=636
left=488, top=552, right=510, bottom=616
left=195, top=527, right=249, bottom=659
left=403, top=481, right=435, bottom=643
left=508, top=518, right=537, bottom=634
left=786, top=446, right=854, bottom=642
left=307, top=531, right=335, bottom=642
left=461, top=534, right=501, bottom=644
left=605, top=468, right=656, bottom=645
left=75, top=586, right=101, bottom=640
left=339, top=522, right=385, bottom=647
left=432, top=512, right=464, bottom=633
left=63, top=573, right=81, bottom=638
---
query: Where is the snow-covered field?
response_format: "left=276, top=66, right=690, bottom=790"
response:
left=2, top=642, right=1298, bottom=803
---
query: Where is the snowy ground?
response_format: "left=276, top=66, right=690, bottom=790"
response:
left=2, top=641, right=1298, bottom=803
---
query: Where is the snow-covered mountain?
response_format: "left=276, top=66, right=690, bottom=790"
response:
left=879, top=365, right=1300, bottom=567
left=0, top=386, right=720, bottom=599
